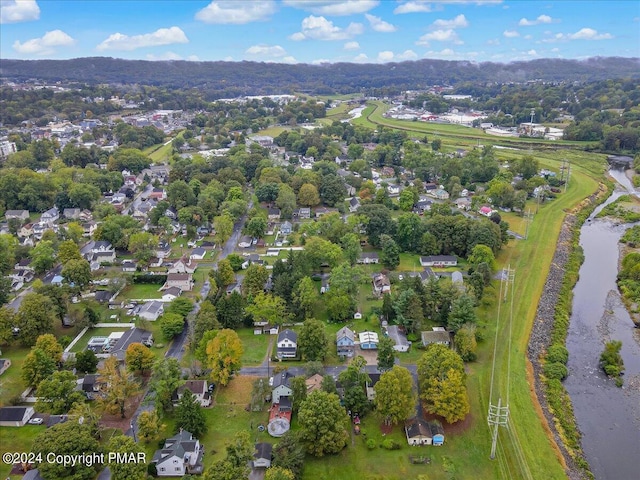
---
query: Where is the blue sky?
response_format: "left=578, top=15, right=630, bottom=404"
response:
left=1, top=1, right=638, bottom=64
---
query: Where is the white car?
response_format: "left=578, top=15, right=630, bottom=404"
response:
left=28, top=418, right=44, bottom=425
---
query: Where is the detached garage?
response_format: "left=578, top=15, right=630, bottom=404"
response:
left=0, top=406, right=35, bottom=427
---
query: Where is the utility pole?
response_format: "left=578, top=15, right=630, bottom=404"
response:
left=502, top=265, right=514, bottom=302
left=564, top=159, right=571, bottom=193
left=488, top=397, right=510, bottom=459
left=524, top=209, right=533, bottom=240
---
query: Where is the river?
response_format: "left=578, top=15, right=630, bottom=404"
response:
left=564, top=168, right=640, bottom=480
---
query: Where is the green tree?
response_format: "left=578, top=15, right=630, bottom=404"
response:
left=298, top=391, right=349, bottom=456
left=36, top=370, right=86, bottom=414
left=454, top=323, right=478, bottom=362
left=149, top=357, right=184, bottom=414
left=205, top=329, right=243, bottom=386
left=127, top=232, right=158, bottom=265
left=193, top=300, right=220, bottom=347
left=213, top=258, right=235, bottom=287
left=292, top=277, right=319, bottom=319
left=57, top=239, right=82, bottom=264
left=377, top=336, right=396, bottom=372
left=398, top=189, right=416, bottom=211
left=160, top=312, right=185, bottom=340
left=0, top=234, right=18, bottom=274
left=380, top=234, right=400, bottom=269
left=63, top=222, right=85, bottom=244
left=266, top=467, right=296, bottom=480
left=16, top=293, right=55, bottom=346
left=62, top=258, right=92, bottom=289
left=320, top=175, right=346, bottom=207
left=125, top=342, right=155, bottom=375
left=246, top=293, right=290, bottom=327
left=214, top=213, right=234, bottom=245
left=68, top=183, right=100, bottom=210
left=243, top=263, right=270, bottom=298
left=326, top=292, right=354, bottom=323
left=272, top=431, right=305, bottom=479
left=298, top=183, right=320, bottom=207
left=167, top=297, right=195, bottom=318
left=94, top=215, right=140, bottom=249
left=298, top=318, right=328, bottom=362
left=33, top=422, right=101, bottom=480
left=467, top=244, right=496, bottom=271
left=137, top=410, right=164, bottom=442
left=290, top=375, right=308, bottom=414
left=22, top=348, right=57, bottom=388
left=175, top=389, right=208, bottom=437
left=106, top=434, right=147, bottom=480
left=340, top=232, right=362, bottom=266
left=75, top=349, right=98, bottom=374
left=203, top=431, right=253, bottom=480
left=96, top=356, right=141, bottom=418
left=34, top=333, right=63, bottom=362
left=245, top=216, right=267, bottom=239
left=276, top=184, right=297, bottom=219
left=249, top=377, right=271, bottom=412
left=600, top=340, right=625, bottom=379
left=167, top=180, right=196, bottom=209
left=29, top=240, right=56, bottom=273
left=0, top=306, right=16, bottom=344
left=374, top=366, right=416, bottom=425
left=448, top=294, right=477, bottom=332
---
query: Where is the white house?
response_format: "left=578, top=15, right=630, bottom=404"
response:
left=276, top=329, right=297, bottom=359
left=0, top=406, right=35, bottom=427
left=152, top=430, right=203, bottom=477
left=162, top=287, right=182, bottom=302
left=271, top=371, right=294, bottom=403
left=358, top=253, right=379, bottom=264
left=40, top=206, right=59, bottom=225
left=4, top=210, right=30, bottom=222
left=239, top=235, right=253, bottom=248
left=172, top=380, right=212, bottom=407
left=122, top=260, right=137, bottom=272
left=163, top=273, right=193, bottom=291
left=189, top=248, right=206, bottom=261
left=372, top=273, right=391, bottom=296
left=253, top=443, right=273, bottom=469
left=420, top=256, right=457, bottom=267
left=138, top=301, right=164, bottom=321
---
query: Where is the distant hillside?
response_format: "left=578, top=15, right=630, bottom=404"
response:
left=1, top=56, right=638, bottom=97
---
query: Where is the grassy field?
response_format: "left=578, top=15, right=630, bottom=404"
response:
left=0, top=346, right=31, bottom=403
left=143, top=141, right=173, bottom=163
left=0, top=424, right=48, bottom=479
left=119, top=283, right=163, bottom=300
left=257, top=126, right=289, bottom=137
left=237, top=328, right=271, bottom=366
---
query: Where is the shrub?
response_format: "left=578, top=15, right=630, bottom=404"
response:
left=546, top=345, right=569, bottom=365
left=382, top=439, right=401, bottom=450
left=544, top=362, right=568, bottom=381
left=366, top=438, right=377, bottom=450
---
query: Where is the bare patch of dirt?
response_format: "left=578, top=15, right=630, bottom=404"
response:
left=99, top=391, right=145, bottom=432
left=421, top=404, right=474, bottom=436
left=379, top=422, right=394, bottom=435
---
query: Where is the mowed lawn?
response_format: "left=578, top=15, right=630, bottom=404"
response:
left=119, top=283, right=163, bottom=300
left=237, top=328, right=271, bottom=366
left=0, top=424, right=48, bottom=479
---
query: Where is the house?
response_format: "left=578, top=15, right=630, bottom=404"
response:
left=479, top=206, right=493, bottom=217
left=22, top=469, right=45, bottom=480
left=280, top=221, right=292, bottom=235
left=348, top=196, right=361, bottom=212
left=414, top=199, right=432, bottom=215
left=336, top=326, right=356, bottom=357
left=92, top=250, right=116, bottom=265
left=0, top=406, right=34, bottom=427
left=372, top=273, right=391, bottom=296
left=149, top=188, right=167, bottom=201
left=18, top=223, right=34, bottom=238
left=268, top=208, right=281, bottom=221
left=149, top=256, right=163, bottom=268
left=386, top=325, right=410, bottom=352
left=163, top=273, right=194, bottom=291
left=172, top=380, right=212, bottom=407
left=420, top=255, right=457, bottom=267
left=266, top=248, right=279, bottom=257
left=63, top=208, right=81, bottom=219
left=242, top=254, right=263, bottom=269
left=358, top=252, right=379, bottom=264
left=315, top=207, right=338, bottom=218
left=359, top=331, right=379, bottom=350
left=4, top=209, right=29, bottom=221
left=252, top=443, right=272, bottom=469
left=40, top=206, right=59, bottom=225
left=405, top=418, right=433, bottom=446
left=91, top=241, right=114, bottom=253
left=0, top=358, right=11, bottom=375
left=122, top=260, right=137, bottom=272
left=110, top=328, right=153, bottom=361
left=455, top=197, right=471, bottom=210
left=156, top=241, right=172, bottom=259
left=271, top=371, right=294, bottom=403
left=433, top=188, right=450, bottom=200
left=296, top=207, right=311, bottom=219
left=138, top=301, right=164, bottom=321
left=305, top=374, right=324, bottom=395
left=94, top=290, right=113, bottom=304
left=452, top=271, right=464, bottom=286
left=162, top=287, right=182, bottom=302
left=14, top=258, right=34, bottom=273
left=83, top=221, right=98, bottom=237
left=168, top=258, right=197, bottom=274
left=79, top=374, right=100, bottom=400
left=387, top=184, right=401, bottom=196
left=421, top=328, right=451, bottom=347
left=276, top=329, right=298, bottom=359
left=365, top=373, right=381, bottom=401
left=152, top=430, right=203, bottom=477
left=239, top=235, right=253, bottom=249
left=189, top=248, right=206, bottom=261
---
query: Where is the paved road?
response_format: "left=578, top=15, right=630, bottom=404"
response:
left=239, top=362, right=417, bottom=378
left=122, top=183, right=153, bottom=216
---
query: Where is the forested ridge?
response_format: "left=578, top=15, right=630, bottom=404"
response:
left=1, top=56, right=639, bottom=97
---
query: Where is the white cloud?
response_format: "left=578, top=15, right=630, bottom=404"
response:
left=524, top=34, right=532, bottom=40
left=290, top=15, right=363, bottom=41
left=377, top=50, right=395, bottom=62
left=13, top=29, right=74, bottom=55
left=281, top=56, right=297, bottom=63
left=146, top=51, right=183, bottom=61
left=487, top=38, right=500, bottom=45
left=432, top=14, right=468, bottom=29
left=527, top=49, right=538, bottom=56
left=353, top=53, right=369, bottom=62
left=568, top=27, right=612, bottom=40
left=394, top=1, right=433, bottom=14
left=397, top=49, right=418, bottom=60
left=195, top=1, right=276, bottom=24
left=416, top=29, right=462, bottom=46
left=223, top=56, right=234, bottom=61
left=245, top=44, right=288, bottom=57
left=503, top=30, right=519, bottom=38
left=519, top=14, right=553, bottom=26
left=283, top=1, right=378, bottom=16
left=97, top=26, right=188, bottom=51
left=0, top=0, right=39, bottom=24
left=365, top=13, right=397, bottom=32
left=395, top=0, right=501, bottom=13
left=343, top=41, right=360, bottom=50
left=551, top=47, right=559, bottom=52
left=425, top=48, right=456, bottom=57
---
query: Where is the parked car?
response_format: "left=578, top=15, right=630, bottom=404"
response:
left=28, top=418, right=43, bottom=425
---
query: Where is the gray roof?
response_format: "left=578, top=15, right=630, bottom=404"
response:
left=140, top=301, right=163, bottom=314
left=272, top=371, right=294, bottom=389
left=336, top=326, right=355, bottom=341
left=278, top=329, right=297, bottom=343
left=254, top=442, right=272, bottom=461
left=110, top=328, right=153, bottom=360
left=0, top=406, right=31, bottom=421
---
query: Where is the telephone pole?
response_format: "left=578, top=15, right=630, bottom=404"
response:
left=524, top=209, right=533, bottom=240
left=564, top=159, right=571, bottom=193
